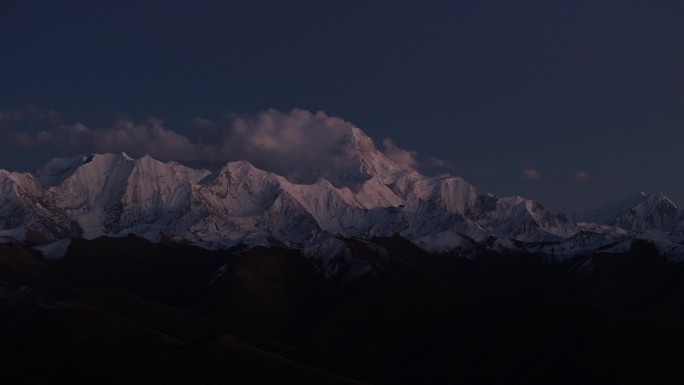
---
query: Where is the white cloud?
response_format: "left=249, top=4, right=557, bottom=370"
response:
left=0, top=107, right=59, bottom=126
left=213, top=109, right=362, bottom=184
left=520, top=168, right=542, bottom=180
left=0, top=110, right=25, bottom=123
left=8, top=109, right=375, bottom=186
left=426, top=156, right=449, bottom=169
left=381, top=138, right=418, bottom=172
left=5, top=108, right=448, bottom=186
left=30, top=119, right=199, bottom=161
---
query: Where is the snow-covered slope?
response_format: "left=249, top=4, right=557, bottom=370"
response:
left=42, top=153, right=211, bottom=239
left=567, top=192, right=684, bottom=259
left=1, top=126, right=683, bottom=266
left=576, top=192, right=680, bottom=232
left=0, top=168, right=78, bottom=237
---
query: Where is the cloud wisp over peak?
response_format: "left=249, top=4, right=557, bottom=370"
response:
left=2, top=108, right=433, bottom=187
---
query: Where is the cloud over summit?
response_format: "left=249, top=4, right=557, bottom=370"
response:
left=381, top=138, right=418, bottom=172
left=3, top=108, right=427, bottom=186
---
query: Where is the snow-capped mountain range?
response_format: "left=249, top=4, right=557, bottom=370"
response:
left=2, top=127, right=684, bottom=266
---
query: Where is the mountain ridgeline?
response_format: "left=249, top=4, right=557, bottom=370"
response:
left=1, top=126, right=683, bottom=271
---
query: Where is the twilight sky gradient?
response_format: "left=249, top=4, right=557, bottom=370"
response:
left=1, top=0, right=683, bottom=213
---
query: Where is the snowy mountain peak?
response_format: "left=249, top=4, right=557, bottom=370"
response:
left=214, top=161, right=286, bottom=191
left=350, top=126, right=407, bottom=185
left=131, top=154, right=210, bottom=184
left=576, top=191, right=679, bottom=232
left=221, top=160, right=267, bottom=176
left=644, top=192, right=676, bottom=208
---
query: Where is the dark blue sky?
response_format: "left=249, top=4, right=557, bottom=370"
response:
left=2, top=0, right=683, bottom=212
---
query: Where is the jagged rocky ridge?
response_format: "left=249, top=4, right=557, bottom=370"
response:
left=1, top=127, right=684, bottom=273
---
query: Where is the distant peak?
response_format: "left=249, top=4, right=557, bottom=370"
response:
left=346, top=127, right=407, bottom=185
left=33, top=155, right=89, bottom=188
left=84, top=152, right=135, bottom=163
left=631, top=191, right=672, bottom=204
left=223, top=160, right=257, bottom=171
left=135, top=154, right=165, bottom=166
left=219, top=160, right=272, bottom=179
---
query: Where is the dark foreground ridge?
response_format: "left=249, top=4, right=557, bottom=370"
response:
left=2, top=235, right=684, bottom=384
